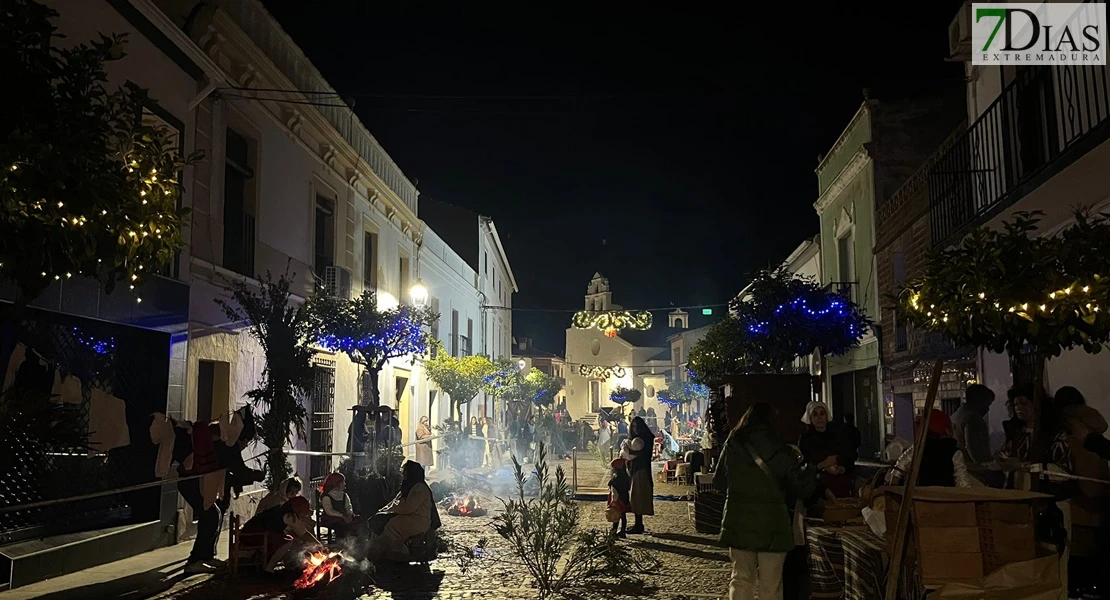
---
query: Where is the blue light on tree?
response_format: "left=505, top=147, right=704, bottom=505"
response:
left=72, top=327, right=116, bottom=355
left=609, top=387, right=641, bottom=405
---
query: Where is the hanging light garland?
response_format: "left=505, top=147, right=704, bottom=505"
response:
left=577, top=364, right=626, bottom=379
left=571, top=310, right=652, bottom=338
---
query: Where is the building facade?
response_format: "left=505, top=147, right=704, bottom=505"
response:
left=418, top=227, right=483, bottom=431
left=418, top=198, right=516, bottom=420
left=0, top=3, right=517, bottom=586
left=874, top=121, right=978, bottom=443
left=815, top=90, right=965, bottom=459
left=0, top=0, right=204, bottom=586
left=564, top=273, right=703, bottom=420
left=930, top=3, right=1110, bottom=444
left=511, top=337, right=568, bottom=408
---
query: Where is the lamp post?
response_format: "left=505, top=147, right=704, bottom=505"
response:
left=409, top=279, right=428, bottom=308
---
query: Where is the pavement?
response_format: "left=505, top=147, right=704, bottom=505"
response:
left=0, top=454, right=725, bottom=600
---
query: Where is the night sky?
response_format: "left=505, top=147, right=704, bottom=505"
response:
left=261, top=1, right=965, bottom=353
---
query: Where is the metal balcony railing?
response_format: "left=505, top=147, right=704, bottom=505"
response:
left=929, top=65, right=1110, bottom=246
left=825, top=281, right=858, bottom=299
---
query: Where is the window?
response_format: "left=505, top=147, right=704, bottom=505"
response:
left=399, top=255, right=411, bottom=303
left=837, top=233, right=854, bottom=282
left=314, top=196, right=335, bottom=275
left=429, top=297, right=440, bottom=357
left=463, top=318, right=473, bottom=356
left=309, top=360, right=336, bottom=484
left=483, top=251, right=488, bottom=275
left=223, top=128, right=256, bottom=276
left=451, top=310, right=459, bottom=357
left=363, top=231, right=377, bottom=291
left=837, top=232, right=856, bottom=301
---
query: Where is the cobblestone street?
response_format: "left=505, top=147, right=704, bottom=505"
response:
left=2, top=455, right=729, bottom=600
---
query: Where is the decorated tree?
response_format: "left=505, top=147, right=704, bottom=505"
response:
left=687, top=316, right=750, bottom=387
left=424, top=342, right=495, bottom=423
left=658, top=381, right=710, bottom=409
left=484, top=359, right=564, bottom=408
left=312, top=290, right=437, bottom=408
left=897, top=209, right=1110, bottom=452
left=215, top=268, right=318, bottom=489
left=609, top=386, right=641, bottom=409
left=897, top=210, right=1110, bottom=358
left=0, top=0, right=199, bottom=369
left=688, top=270, right=870, bottom=380
left=735, top=268, right=870, bottom=371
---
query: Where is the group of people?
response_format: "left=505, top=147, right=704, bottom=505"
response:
left=710, top=382, right=1110, bottom=600
left=242, top=461, right=438, bottom=573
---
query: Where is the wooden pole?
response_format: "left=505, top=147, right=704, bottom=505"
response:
left=884, top=358, right=944, bottom=600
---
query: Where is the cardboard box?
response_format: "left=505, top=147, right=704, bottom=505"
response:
left=918, top=527, right=981, bottom=554
left=921, top=552, right=987, bottom=581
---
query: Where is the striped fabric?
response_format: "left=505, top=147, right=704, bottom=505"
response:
left=840, top=529, right=924, bottom=600
left=806, top=526, right=848, bottom=599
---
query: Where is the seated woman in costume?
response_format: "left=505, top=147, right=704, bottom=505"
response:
left=368, top=460, right=436, bottom=559
left=255, top=476, right=303, bottom=514
left=241, top=496, right=320, bottom=573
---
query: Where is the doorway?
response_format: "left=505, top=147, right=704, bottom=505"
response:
left=394, top=369, right=411, bottom=456
left=893, top=392, right=914, bottom=441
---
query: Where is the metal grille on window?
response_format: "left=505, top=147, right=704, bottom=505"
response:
left=309, top=359, right=336, bottom=487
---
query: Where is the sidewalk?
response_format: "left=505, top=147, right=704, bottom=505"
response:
left=0, top=541, right=225, bottom=600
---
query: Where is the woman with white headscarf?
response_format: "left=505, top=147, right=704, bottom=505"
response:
left=798, top=401, right=856, bottom=499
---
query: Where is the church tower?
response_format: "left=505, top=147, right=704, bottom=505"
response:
left=584, top=272, right=614, bottom=311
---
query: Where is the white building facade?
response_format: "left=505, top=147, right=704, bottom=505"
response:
left=941, top=3, right=1110, bottom=438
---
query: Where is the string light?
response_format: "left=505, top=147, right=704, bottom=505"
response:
left=571, top=310, right=653, bottom=335
left=72, top=327, right=116, bottom=355
left=577, top=364, right=626, bottom=379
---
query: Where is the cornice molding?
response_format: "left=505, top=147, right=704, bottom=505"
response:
left=206, top=10, right=419, bottom=232
left=814, top=148, right=870, bottom=214
left=815, top=101, right=873, bottom=176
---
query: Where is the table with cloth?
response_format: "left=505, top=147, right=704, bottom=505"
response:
left=805, top=524, right=869, bottom=599
left=806, top=525, right=924, bottom=600
left=840, top=529, right=924, bottom=600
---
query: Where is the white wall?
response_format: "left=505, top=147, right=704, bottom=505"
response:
left=564, top=328, right=661, bottom=419
left=418, top=227, right=482, bottom=431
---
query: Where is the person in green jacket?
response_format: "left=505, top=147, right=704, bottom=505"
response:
left=716, top=402, right=817, bottom=600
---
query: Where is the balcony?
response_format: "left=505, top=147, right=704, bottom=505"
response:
left=825, top=281, right=858, bottom=300
left=929, top=65, right=1110, bottom=246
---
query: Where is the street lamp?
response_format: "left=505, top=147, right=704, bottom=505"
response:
left=409, top=279, right=428, bottom=307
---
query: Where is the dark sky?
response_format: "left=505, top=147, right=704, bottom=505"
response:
left=261, top=1, right=965, bottom=353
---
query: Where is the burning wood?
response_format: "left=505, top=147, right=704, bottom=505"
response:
left=446, top=494, right=487, bottom=517
left=294, top=550, right=343, bottom=590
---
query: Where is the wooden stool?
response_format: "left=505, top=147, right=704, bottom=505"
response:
left=229, top=513, right=267, bottom=579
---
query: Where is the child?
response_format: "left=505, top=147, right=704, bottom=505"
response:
left=241, top=496, right=320, bottom=573
left=607, top=458, right=631, bottom=538
left=320, top=472, right=358, bottom=538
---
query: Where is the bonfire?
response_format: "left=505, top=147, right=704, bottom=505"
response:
left=294, top=550, right=343, bottom=590
left=447, top=494, right=487, bottom=517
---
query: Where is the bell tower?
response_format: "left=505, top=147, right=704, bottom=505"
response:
left=584, top=272, right=613, bottom=311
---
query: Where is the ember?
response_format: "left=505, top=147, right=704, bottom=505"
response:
left=447, top=494, right=487, bottom=517
left=294, top=551, right=343, bottom=590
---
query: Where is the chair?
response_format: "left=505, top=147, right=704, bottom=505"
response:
left=315, top=491, right=336, bottom=544
left=229, top=513, right=267, bottom=579
left=665, top=460, right=679, bottom=483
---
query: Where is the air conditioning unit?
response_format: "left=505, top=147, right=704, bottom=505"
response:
left=324, top=265, right=352, bottom=299
left=948, top=1, right=972, bottom=61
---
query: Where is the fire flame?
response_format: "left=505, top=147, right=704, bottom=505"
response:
left=294, top=551, right=342, bottom=590
left=447, top=495, right=487, bottom=517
